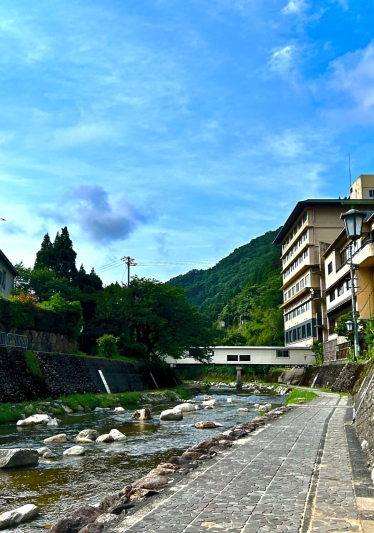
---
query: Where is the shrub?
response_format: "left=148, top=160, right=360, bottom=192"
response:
left=97, top=334, right=119, bottom=359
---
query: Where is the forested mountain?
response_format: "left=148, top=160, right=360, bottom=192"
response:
left=169, top=228, right=285, bottom=346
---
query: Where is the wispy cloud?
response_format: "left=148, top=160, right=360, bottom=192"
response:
left=281, top=0, right=308, bottom=15
left=268, top=45, right=297, bottom=76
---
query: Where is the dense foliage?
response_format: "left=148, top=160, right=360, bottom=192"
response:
left=169, top=229, right=281, bottom=321
left=169, top=230, right=284, bottom=346
left=8, top=224, right=285, bottom=355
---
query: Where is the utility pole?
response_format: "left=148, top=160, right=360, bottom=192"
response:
left=121, top=256, right=137, bottom=285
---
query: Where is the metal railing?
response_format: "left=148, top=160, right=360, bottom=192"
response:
left=0, top=332, right=28, bottom=349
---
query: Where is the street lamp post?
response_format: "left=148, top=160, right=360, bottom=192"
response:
left=340, top=209, right=366, bottom=361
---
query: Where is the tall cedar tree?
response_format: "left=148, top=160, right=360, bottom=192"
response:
left=52, top=227, right=78, bottom=281
left=34, top=234, right=54, bottom=271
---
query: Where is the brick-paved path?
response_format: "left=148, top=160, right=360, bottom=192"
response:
left=111, top=393, right=369, bottom=533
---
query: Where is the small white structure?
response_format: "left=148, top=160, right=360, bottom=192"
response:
left=166, top=346, right=315, bottom=367
left=0, top=249, right=18, bottom=298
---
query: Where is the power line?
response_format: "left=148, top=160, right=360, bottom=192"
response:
left=95, top=259, right=216, bottom=274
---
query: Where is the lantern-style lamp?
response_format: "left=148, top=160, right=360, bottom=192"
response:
left=345, top=320, right=353, bottom=332
left=340, top=209, right=366, bottom=241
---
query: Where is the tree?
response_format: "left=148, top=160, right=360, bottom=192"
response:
left=34, top=234, right=54, bottom=271
left=92, top=277, right=215, bottom=362
left=52, top=227, right=78, bottom=281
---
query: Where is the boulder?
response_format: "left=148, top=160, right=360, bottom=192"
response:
left=50, top=505, right=102, bottom=533
left=61, top=405, right=74, bottom=414
left=238, top=408, right=249, bottom=412
left=114, top=407, right=125, bottom=412
left=175, top=403, right=200, bottom=412
left=63, top=446, right=85, bottom=456
left=76, top=429, right=99, bottom=441
left=204, top=406, right=214, bottom=410
left=78, top=514, right=121, bottom=533
left=37, top=446, right=52, bottom=456
left=16, top=414, right=51, bottom=426
left=47, top=418, right=59, bottom=426
left=0, top=449, right=39, bottom=469
left=96, top=434, right=114, bottom=443
left=201, top=399, right=217, bottom=407
left=194, top=421, right=223, bottom=429
left=132, top=474, right=170, bottom=490
left=160, top=409, right=183, bottom=421
left=131, top=408, right=153, bottom=420
left=148, top=466, right=176, bottom=476
left=109, top=429, right=126, bottom=441
left=94, top=407, right=110, bottom=412
left=181, top=451, right=204, bottom=461
left=0, top=504, right=39, bottom=529
left=76, top=437, right=95, bottom=444
left=44, top=434, right=67, bottom=444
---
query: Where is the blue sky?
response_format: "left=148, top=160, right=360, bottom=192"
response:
left=1, top=0, right=374, bottom=284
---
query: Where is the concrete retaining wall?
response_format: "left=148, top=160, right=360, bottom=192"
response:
left=0, top=347, right=180, bottom=403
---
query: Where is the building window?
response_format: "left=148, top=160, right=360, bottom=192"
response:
left=337, top=284, right=344, bottom=296
left=329, top=290, right=335, bottom=302
left=370, top=190, right=374, bottom=197
left=306, top=323, right=312, bottom=337
left=277, top=350, right=289, bottom=358
left=227, top=355, right=238, bottom=361
left=239, top=355, right=251, bottom=362
left=327, top=261, right=333, bottom=274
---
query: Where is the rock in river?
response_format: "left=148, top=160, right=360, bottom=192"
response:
left=0, top=504, right=39, bottom=529
left=96, top=434, right=114, bottom=443
left=194, top=421, right=223, bottom=429
left=76, top=429, right=99, bottom=442
left=160, top=409, right=183, bottom=421
left=0, top=449, right=39, bottom=469
left=16, top=414, right=51, bottom=426
left=109, top=429, right=126, bottom=441
left=175, top=403, right=200, bottom=412
left=131, top=408, right=153, bottom=420
left=44, top=434, right=67, bottom=444
left=63, top=446, right=85, bottom=456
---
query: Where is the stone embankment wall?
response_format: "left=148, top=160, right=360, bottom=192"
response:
left=0, top=323, right=76, bottom=353
left=269, top=362, right=366, bottom=393
left=0, top=347, right=180, bottom=403
left=350, top=361, right=374, bottom=469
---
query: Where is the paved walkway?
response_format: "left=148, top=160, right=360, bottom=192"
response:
left=112, top=393, right=374, bottom=533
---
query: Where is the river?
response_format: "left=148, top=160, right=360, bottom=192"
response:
left=0, top=389, right=285, bottom=531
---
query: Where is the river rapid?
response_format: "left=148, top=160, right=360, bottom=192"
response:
left=0, top=389, right=285, bottom=531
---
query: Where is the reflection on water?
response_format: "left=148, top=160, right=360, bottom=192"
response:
left=0, top=390, right=284, bottom=530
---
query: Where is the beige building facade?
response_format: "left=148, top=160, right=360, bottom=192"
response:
left=275, top=174, right=374, bottom=356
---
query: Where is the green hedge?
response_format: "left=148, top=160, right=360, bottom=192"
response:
left=0, top=297, right=82, bottom=340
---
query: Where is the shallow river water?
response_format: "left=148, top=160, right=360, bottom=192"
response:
left=0, top=390, right=285, bottom=530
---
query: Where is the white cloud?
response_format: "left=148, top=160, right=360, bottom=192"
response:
left=281, top=0, right=308, bottom=15
left=268, top=45, right=297, bottom=76
left=329, top=41, right=374, bottom=111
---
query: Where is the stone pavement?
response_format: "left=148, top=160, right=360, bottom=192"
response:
left=111, top=393, right=374, bottom=533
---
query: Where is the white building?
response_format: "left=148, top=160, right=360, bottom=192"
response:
left=0, top=250, right=18, bottom=298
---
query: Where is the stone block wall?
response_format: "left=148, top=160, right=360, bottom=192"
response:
left=0, top=347, right=180, bottom=403
left=351, top=362, right=374, bottom=469
left=0, top=323, right=76, bottom=353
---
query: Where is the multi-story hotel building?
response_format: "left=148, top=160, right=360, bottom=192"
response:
left=274, top=200, right=346, bottom=347
left=274, top=174, right=374, bottom=352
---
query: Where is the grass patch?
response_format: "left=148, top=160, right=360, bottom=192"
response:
left=0, top=404, right=24, bottom=424
left=24, top=351, right=43, bottom=379
left=286, top=389, right=318, bottom=404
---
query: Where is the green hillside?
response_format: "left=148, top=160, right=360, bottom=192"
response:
left=169, top=228, right=282, bottom=324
